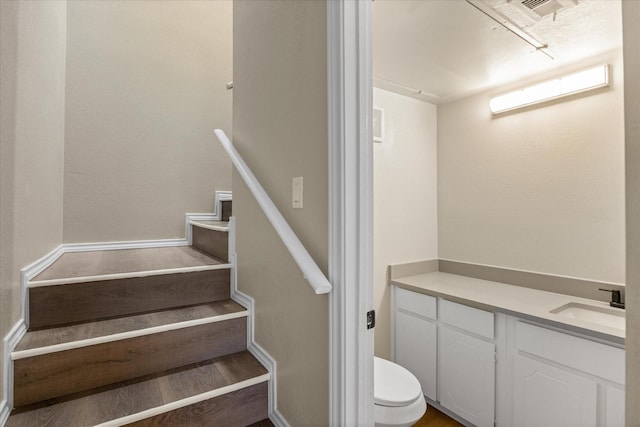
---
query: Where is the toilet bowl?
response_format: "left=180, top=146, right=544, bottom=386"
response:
left=374, top=357, right=427, bottom=427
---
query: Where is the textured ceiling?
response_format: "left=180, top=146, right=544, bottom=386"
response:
left=372, top=0, right=623, bottom=104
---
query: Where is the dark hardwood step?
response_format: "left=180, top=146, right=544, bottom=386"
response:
left=221, top=200, right=232, bottom=222
left=8, top=351, right=269, bottom=427
left=28, top=268, right=231, bottom=329
left=191, top=221, right=229, bottom=261
left=33, top=246, right=226, bottom=281
left=15, top=300, right=246, bottom=353
left=125, top=383, right=268, bottom=426
left=13, top=311, right=247, bottom=406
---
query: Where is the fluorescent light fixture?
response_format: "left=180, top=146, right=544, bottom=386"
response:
left=490, top=64, right=609, bottom=114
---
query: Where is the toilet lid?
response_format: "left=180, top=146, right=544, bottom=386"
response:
left=374, top=357, right=423, bottom=407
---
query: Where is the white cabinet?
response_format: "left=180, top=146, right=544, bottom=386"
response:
left=509, top=321, right=625, bottom=427
left=393, top=289, right=495, bottom=427
left=606, top=386, right=625, bottom=427
left=395, top=310, right=437, bottom=400
left=391, top=286, right=625, bottom=427
left=394, top=287, right=438, bottom=400
left=439, top=326, right=495, bottom=427
left=513, top=354, right=597, bottom=427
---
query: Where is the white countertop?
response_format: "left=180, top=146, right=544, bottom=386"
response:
left=391, top=271, right=625, bottom=344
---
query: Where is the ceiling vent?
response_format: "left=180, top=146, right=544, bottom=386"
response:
left=508, top=0, right=578, bottom=20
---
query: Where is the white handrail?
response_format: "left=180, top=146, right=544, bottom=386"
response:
left=214, top=129, right=332, bottom=295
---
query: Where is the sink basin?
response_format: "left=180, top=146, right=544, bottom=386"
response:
left=550, top=302, right=625, bottom=330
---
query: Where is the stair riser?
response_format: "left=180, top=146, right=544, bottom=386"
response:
left=221, top=200, right=232, bottom=222
left=192, top=226, right=229, bottom=261
left=13, top=318, right=247, bottom=407
left=124, top=382, right=268, bottom=426
left=28, top=269, right=231, bottom=329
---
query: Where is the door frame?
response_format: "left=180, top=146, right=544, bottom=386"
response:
left=327, top=0, right=375, bottom=425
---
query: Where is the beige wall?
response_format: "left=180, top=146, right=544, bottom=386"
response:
left=623, top=0, right=640, bottom=424
left=373, top=88, right=438, bottom=359
left=63, top=0, right=232, bottom=243
left=233, top=1, right=329, bottom=425
left=437, top=50, right=626, bottom=285
left=0, top=0, right=66, bottom=405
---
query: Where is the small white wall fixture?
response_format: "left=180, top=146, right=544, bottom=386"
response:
left=373, top=107, right=384, bottom=143
left=490, top=64, right=610, bottom=114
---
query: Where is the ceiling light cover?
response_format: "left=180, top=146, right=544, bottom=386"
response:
left=490, top=64, right=609, bottom=114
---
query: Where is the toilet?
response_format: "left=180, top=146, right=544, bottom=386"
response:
left=374, top=357, right=427, bottom=427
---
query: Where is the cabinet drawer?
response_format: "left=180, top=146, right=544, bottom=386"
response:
left=440, top=299, right=494, bottom=339
left=515, top=321, right=625, bottom=384
left=395, top=287, right=436, bottom=320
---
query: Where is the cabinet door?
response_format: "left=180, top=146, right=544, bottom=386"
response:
left=513, top=354, right=597, bottom=427
left=439, top=326, right=495, bottom=427
left=605, top=385, right=625, bottom=427
left=395, top=310, right=437, bottom=400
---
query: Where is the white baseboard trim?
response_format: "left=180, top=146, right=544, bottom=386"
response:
left=0, top=399, right=9, bottom=427
left=233, top=290, right=289, bottom=427
left=185, top=214, right=216, bottom=245
left=227, top=218, right=289, bottom=427
left=249, top=342, right=289, bottom=427
left=63, top=239, right=188, bottom=253
left=2, top=319, right=27, bottom=417
left=185, top=190, right=231, bottom=245
left=20, top=244, right=65, bottom=327
left=213, top=190, right=232, bottom=216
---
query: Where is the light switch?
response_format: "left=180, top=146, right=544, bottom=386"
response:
left=292, top=176, right=303, bottom=209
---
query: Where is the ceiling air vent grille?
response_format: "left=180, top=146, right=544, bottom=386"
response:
left=521, top=0, right=551, bottom=9
left=522, top=0, right=564, bottom=17
left=506, top=0, right=578, bottom=20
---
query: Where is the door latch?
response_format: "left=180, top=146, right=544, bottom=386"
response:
left=367, top=310, right=376, bottom=330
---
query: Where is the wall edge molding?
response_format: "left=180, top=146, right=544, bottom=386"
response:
left=228, top=217, right=289, bottom=427
left=213, top=190, right=232, bottom=215
left=185, top=190, right=231, bottom=244
left=2, top=319, right=27, bottom=416
left=0, top=399, right=9, bottom=427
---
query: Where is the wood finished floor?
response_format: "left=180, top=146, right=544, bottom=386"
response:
left=248, top=418, right=275, bottom=427
left=8, top=351, right=268, bottom=426
left=15, top=300, right=246, bottom=351
left=33, top=246, right=226, bottom=281
left=242, top=404, right=463, bottom=426
left=191, top=220, right=229, bottom=228
left=413, top=406, right=464, bottom=427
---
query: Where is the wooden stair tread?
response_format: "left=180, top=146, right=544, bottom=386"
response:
left=14, top=300, right=246, bottom=353
left=191, top=220, right=229, bottom=230
left=7, top=351, right=269, bottom=427
left=32, top=246, right=227, bottom=283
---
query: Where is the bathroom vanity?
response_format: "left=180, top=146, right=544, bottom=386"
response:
left=390, top=272, right=625, bottom=427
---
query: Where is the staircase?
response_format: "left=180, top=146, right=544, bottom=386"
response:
left=6, top=211, right=272, bottom=426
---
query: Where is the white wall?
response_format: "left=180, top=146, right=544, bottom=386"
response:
left=63, top=0, right=232, bottom=243
left=233, top=1, right=329, bottom=424
left=0, top=0, right=66, bottom=407
left=437, top=51, right=625, bottom=284
left=373, top=88, right=438, bottom=359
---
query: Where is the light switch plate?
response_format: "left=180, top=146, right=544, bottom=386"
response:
left=292, top=176, right=303, bottom=208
